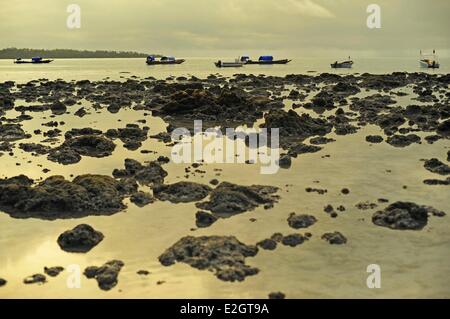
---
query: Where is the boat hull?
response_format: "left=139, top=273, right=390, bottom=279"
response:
left=214, top=61, right=244, bottom=68
left=146, top=59, right=185, bottom=65
left=331, top=61, right=353, bottom=69
left=419, top=60, right=439, bottom=69
left=14, top=60, right=53, bottom=64
left=245, top=59, right=291, bottom=65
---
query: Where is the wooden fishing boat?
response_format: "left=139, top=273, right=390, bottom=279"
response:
left=330, top=58, right=353, bottom=68
left=214, top=59, right=244, bottom=68
left=14, top=57, right=53, bottom=64
left=244, top=56, right=291, bottom=65
left=419, top=50, right=440, bottom=69
left=146, top=56, right=185, bottom=65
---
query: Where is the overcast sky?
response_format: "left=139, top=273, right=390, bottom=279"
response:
left=1, top=0, right=449, bottom=57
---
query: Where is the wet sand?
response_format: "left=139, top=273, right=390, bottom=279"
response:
left=0, top=72, right=449, bottom=298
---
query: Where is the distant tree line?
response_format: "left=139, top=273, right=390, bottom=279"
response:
left=0, top=48, right=158, bottom=59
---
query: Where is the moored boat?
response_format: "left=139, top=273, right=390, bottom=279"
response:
left=244, top=56, right=291, bottom=65
left=331, top=57, right=353, bottom=68
left=14, top=57, right=53, bottom=64
left=419, top=50, right=440, bottom=69
left=146, top=55, right=185, bottom=65
left=214, top=58, right=244, bottom=68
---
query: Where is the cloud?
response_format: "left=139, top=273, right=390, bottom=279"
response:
left=282, top=0, right=335, bottom=18
left=0, top=0, right=448, bottom=56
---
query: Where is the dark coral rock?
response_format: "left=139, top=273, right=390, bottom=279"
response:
left=324, top=204, right=335, bottom=213
left=0, top=123, right=30, bottom=142
left=372, top=201, right=445, bottom=230
left=386, top=134, right=421, bottom=147
left=332, top=81, right=360, bottom=96
left=423, top=177, right=450, bottom=185
left=130, top=191, right=155, bottom=207
left=44, top=266, right=64, bottom=277
left=256, top=238, right=278, bottom=250
left=287, top=213, right=317, bottom=229
left=424, top=135, right=442, bottom=144
left=0, top=174, right=133, bottom=219
left=47, top=134, right=115, bottom=165
left=60, top=135, right=116, bottom=157
left=286, top=142, right=322, bottom=157
left=437, top=119, right=450, bottom=138
left=112, top=158, right=168, bottom=186
left=424, top=158, right=450, bottom=175
left=365, top=135, right=384, bottom=143
left=47, top=147, right=82, bottom=165
left=277, top=154, right=292, bottom=169
left=196, top=182, right=279, bottom=217
left=334, top=122, right=359, bottom=136
left=64, top=128, right=101, bottom=139
left=209, top=178, right=219, bottom=186
left=23, top=274, right=46, bottom=284
left=19, top=143, right=51, bottom=155
left=153, top=182, right=212, bottom=203
left=281, top=234, right=308, bottom=247
left=74, top=107, right=87, bottom=117
left=57, top=224, right=104, bottom=252
left=50, top=101, right=67, bottom=115
left=355, top=201, right=378, bottom=210
left=0, top=141, right=14, bottom=152
left=305, top=187, right=327, bottom=195
left=115, top=124, right=149, bottom=150
left=195, top=210, right=218, bottom=228
left=84, top=260, right=124, bottom=291
left=150, top=86, right=274, bottom=128
left=268, top=292, right=286, bottom=299
left=261, top=109, right=332, bottom=139
left=159, top=236, right=259, bottom=282
left=321, top=232, right=347, bottom=245
left=309, top=137, right=335, bottom=145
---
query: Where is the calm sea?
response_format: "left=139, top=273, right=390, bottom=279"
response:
left=1, top=57, right=448, bottom=83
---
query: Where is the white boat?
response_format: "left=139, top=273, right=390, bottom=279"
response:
left=419, top=50, right=440, bottom=69
left=331, top=57, right=354, bottom=68
left=214, top=58, right=244, bottom=68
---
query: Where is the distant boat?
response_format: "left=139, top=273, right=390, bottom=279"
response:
left=243, top=56, right=291, bottom=65
left=14, top=57, right=53, bottom=64
left=331, top=57, right=354, bottom=68
left=214, top=58, right=244, bottom=68
left=419, top=50, right=440, bottom=69
left=146, top=55, right=185, bottom=65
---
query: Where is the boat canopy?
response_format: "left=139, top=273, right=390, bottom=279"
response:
left=146, top=55, right=155, bottom=62
left=420, top=50, right=438, bottom=61
left=161, top=56, right=175, bottom=61
left=31, top=57, right=42, bottom=62
left=259, top=56, right=273, bottom=61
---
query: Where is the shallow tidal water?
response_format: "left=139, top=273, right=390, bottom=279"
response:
left=0, top=58, right=449, bottom=298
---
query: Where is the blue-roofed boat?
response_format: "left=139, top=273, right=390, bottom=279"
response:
left=244, top=56, right=291, bottom=65
left=14, top=57, right=53, bottom=64
left=146, top=55, right=185, bottom=65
